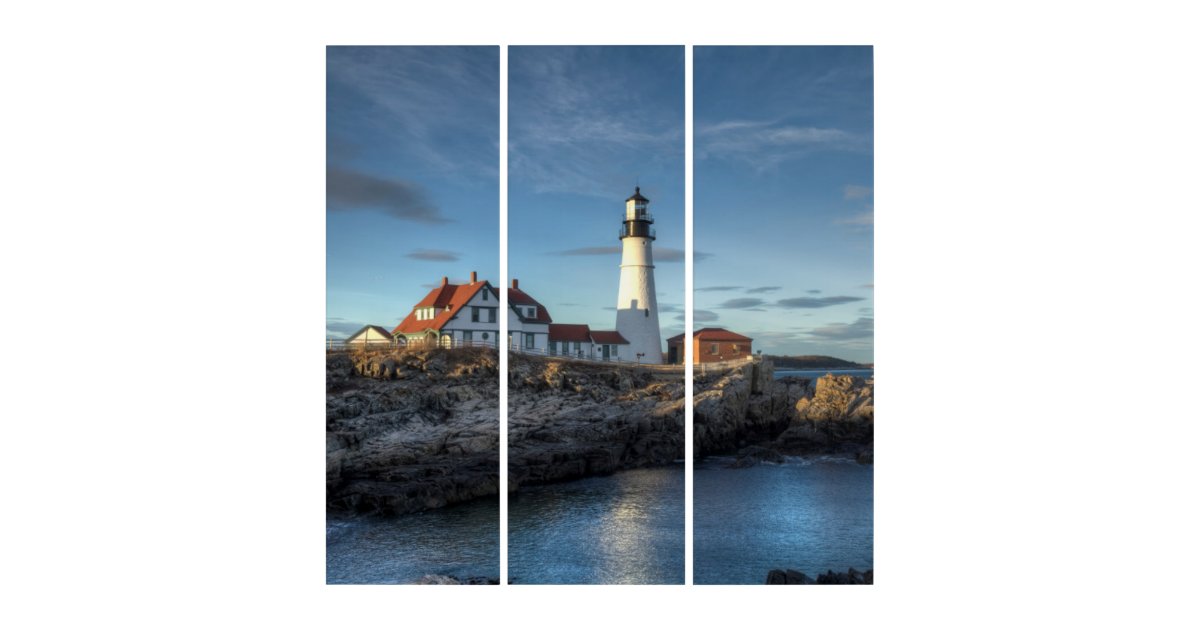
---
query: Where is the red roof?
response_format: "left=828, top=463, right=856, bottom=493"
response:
left=589, top=330, right=629, bottom=345
left=549, top=323, right=591, bottom=342
left=667, top=327, right=752, bottom=343
left=509, top=287, right=552, bottom=323
left=392, top=280, right=492, bottom=335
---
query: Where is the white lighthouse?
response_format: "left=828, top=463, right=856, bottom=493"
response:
left=615, top=186, right=663, bottom=364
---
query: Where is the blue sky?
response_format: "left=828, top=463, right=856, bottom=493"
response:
left=695, top=46, right=873, bottom=362
left=508, top=46, right=684, bottom=340
left=326, top=46, right=499, bottom=339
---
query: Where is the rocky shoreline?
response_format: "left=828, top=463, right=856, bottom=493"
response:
left=326, top=348, right=500, bottom=515
left=694, top=357, right=873, bottom=464
left=326, top=348, right=871, bottom=516
left=766, top=568, right=873, bottom=585
left=507, top=354, right=684, bottom=490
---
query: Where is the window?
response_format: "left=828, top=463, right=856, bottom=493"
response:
left=573, top=342, right=581, bottom=352
left=487, top=309, right=496, bottom=323
left=527, top=307, right=536, bottom=318
left=463, top=331, right=473, bottom=342
left=710, top=343, right=718, bottom=355
left=472, top=307, right=480, bottom=322
left=549, top=341, right=557, bottom=354
left=482, top=289, right=488, bottom=301
left=482, top=332, right=489, bottom=340
left=732, top=344, right=740, bottom=353
left=525, top=333, right=535, bottom=349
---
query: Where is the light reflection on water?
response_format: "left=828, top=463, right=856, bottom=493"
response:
left=508, top=466, right=684, bottom=584
left=326, top=497, right=499, bottom=584
left=694, top=457, right=873, bottom=584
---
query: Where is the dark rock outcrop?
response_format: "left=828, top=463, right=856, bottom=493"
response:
left=766, top=567, right=873, bottom=585
left=693, top=358, right=791, bottom=456
left=771, top=374, right=873, bottom=460
left=326, top=348, right=499, bottom=515
left=507, top=354, right=684, bottom=490
left=411, top=575, right=499, bottom=585
left=693, top=362, right=874, bottom=462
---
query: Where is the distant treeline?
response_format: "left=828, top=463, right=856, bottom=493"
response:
left=767, top=355, right=869, bottom=369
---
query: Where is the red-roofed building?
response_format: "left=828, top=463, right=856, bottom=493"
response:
left=391, top=271, right=500, bottom=347
left=666, top=327, right=753, bottom=364
left=547, top=323, right=631, bottom=360
left=508, top=278, right=552, bottom=352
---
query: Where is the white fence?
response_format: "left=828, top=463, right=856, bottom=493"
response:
left=326, top=338, right=499, bottom=353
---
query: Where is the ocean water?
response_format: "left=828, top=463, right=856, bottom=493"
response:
left=508, top=466, right=685, bottom=584
left=775, top=368, right=874, bottom=381
left=694, top=456, right=873, bottom=584
left=326, top=498, right=499, bottom=584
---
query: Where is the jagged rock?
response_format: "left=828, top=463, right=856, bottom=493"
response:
left=411, top=574, right=499, bottom=585
left=770, top=374, right=873, bottom=459
left=766, top=568, right=871, bottom=585
left=508, top=354, right=684, bottom=490
left=694, top=358, right=791, bottom=457
left=327, top=347, right=499, bottom=516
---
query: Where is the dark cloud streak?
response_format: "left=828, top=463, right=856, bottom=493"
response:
left=326, top=166, right=450, bottom=224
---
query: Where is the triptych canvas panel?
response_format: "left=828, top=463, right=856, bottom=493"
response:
left=326, top=45, right=873, bottom=585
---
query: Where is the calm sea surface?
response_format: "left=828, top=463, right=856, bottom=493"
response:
left=694, top=456, right=873, bottom=584
left=508, top=466, right=685, bottom=584
left=775, top=368, right=874, bottom=380
left=326, top=498, right=499, bottom=584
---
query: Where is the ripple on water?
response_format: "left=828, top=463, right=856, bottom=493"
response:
left=508, top=466, right=685, bottom=584
left=694, top=457, right=873, bottom=584
left=326, top=497, right=499, bottom=584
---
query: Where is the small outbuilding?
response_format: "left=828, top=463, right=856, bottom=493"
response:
left=666, top=327, right=753, bottom=364
left=345, top=325, right=396, bottom=348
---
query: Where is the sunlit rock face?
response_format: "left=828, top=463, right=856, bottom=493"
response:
left=773, top=374, right=874, bottom=461
left=326, top=348, right=500, bottom=515
left=692, top=363, right=874, bottom=462
left=693, top=357, right=791, bottom=456
left=507, top=353, right=684, bottom=490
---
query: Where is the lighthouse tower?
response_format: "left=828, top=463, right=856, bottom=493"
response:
left=615, top=186, right=663, bottom=364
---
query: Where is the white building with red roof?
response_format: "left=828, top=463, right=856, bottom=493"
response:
left=391, top=271, right=500, bottom=347
left=548, top=324, right=631, bottom=361
left=507, top=278, right=552, bottom=352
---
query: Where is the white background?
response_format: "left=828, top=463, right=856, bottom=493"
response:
left=2, top=1, right=1198, bottom=627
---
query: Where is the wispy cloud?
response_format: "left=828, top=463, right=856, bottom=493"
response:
left=326, top=166, right=450, bottom=223
left=837, top=209, right=874, bottom=226
left=806, top=289, right=822, bottom=294
left=697, top=119, right=867, bottom=169
left=717, top=297, right=767, bottom=309
left=326, top=319, right=366, bottom=339
left=326, top=47, right=498, bottom=180
left=844, top=184, right=872, bottom=200
left=694, top=309, right=720, bottom=322
left=861, top=283, right=874, bottom=289
left=551, top=246, right=621, bottom=256
left=804, top=317, right=874, bottom=340
left=509, top=47, right=682, bottom=197
left=776, top=296, right=865, bottom=308
left=746, top=286, right=781, bottom=294
left=405, top=249, right=460, bottom=261
left=697, top=285, right=742, bottom=292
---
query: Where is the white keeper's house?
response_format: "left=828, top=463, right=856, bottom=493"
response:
left=507, top=278, right=552, bottom=352
left=391, top=271, right=500, bottom=347
left=508, top=279, right=631, bottom=361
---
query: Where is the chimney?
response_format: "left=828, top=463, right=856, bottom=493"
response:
left=470, top=271, right=477, bottom=283
left=441, top=276, right=448, bottom=287
left=512, top=278, right=519, bottom=290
